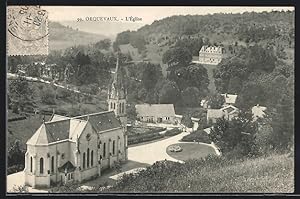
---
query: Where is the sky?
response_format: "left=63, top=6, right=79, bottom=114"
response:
left=44, top=6, right=294, bottom=25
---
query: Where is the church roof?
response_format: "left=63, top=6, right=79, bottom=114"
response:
left=27, top=111, right=122, bottom=146
left=74, top=111, right=122, bottom=132
left=135, top=104, right=176, bottom=117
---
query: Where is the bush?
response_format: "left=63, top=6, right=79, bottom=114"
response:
left=128, top=128, right=166, bottom=145
left=7, top=164, right=24, bottom=175
left=41, top=87, right=56, bottom=104
left=57, top=88, right=72, bottom=99
left=165, top=128, right=181, bottom=136
left=181, top=130, right=211, bottom=144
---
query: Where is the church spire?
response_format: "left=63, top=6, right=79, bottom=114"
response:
left=113, top=54, right=119, bottom=84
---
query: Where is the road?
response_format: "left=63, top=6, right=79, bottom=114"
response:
left=128, top=131, right=189, bottom=165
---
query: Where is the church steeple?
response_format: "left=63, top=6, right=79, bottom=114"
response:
left=107, top=53, right=127, bottom=120
left=107, top=53, right=128, bottom=161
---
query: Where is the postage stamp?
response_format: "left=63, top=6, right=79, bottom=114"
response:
left=7, top=6, right=49, bottom=56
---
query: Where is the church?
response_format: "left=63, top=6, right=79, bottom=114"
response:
left=24, top=57, right=128, bottom=188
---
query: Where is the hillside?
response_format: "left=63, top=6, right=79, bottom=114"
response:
left=108, top=153, right=293, bottom=193
left=48, top=21, right=107, bottom=51
left=115, top=10, right=294, bottom=71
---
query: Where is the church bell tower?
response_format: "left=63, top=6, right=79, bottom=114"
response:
left=107, top=55, right=128, bottom=160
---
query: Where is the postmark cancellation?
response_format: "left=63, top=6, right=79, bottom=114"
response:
left=7, top=6, right=49, bottom=56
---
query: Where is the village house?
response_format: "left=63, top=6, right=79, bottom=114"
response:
left=199, top=45, right=225, bottom=65
left=251, top=104, right=267, bottom=122
left=24, top=58, right=128, bottom=188
left=207, top=105, right=239, bottom=124
left=221, top=93, right=238, bottom=106
left=135, top=104, right=179, bottom=125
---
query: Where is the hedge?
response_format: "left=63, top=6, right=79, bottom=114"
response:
left=181, top=130, right=211, bottom=144
left=164, top=128, right=181, bottom=137
left=7, top=164, right=24, bottom=175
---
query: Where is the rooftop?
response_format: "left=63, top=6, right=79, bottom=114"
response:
left=221, top=94, right=238, bottom=104
left=27, top=111, right=122, bottom=146
left=135, top=104, right=176, bottom=117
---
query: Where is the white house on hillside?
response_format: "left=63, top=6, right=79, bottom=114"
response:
left=199, top=45, right=225, bottom=65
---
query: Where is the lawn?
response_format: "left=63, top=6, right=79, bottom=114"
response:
left=166, top=143, right=216, bottom=161
left=107, top=153, right=294, bottom=193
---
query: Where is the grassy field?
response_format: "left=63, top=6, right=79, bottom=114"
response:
left=108, top=153, right=294, bottom=193
left=166, top=143, right=216, bottom=161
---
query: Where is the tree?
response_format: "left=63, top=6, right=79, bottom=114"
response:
left=269, top=89, right=294, bottom=151
left=141, top=63, right=162, bottom=91
left=181, top=114, right=193, bottom=128
left=8, top=77, right=34, bottom=112
left=207, top=93, right=225, bottom=109
left=41, top=87, right=56, bottom=105
left=235, top=82, right=267, bottom=111
left=181, top=87, right=200, bottom=107
left=246, top=45, right=277, bottom=73
left=171, top=64, right=209, bottom=95
left=157, top=80, right=180, bottom=104
left=8, top=140, right=25, bottom=167
left=162, top=47, right=192, bottom=68
left=95, top=39, right=111, bottom=50
left=209, top=111, right=258, bottom=157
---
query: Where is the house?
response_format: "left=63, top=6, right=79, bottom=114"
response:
left=135, top=104, right=178, bottom=124
left=191, top=117, right=200, bottom=131
left=251, top=104, right=267, bottom=121
left=221, top=93, right=238, bottom=106
left=199, top=45, right=225, bottom=65
left=200, top=99, right=209, bottom=109
left=207, top=105, right=239, bottom=124
left=24, top=57, right=128, bottom=188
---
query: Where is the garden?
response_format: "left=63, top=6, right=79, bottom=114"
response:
left=166, top=143, right=216, bottom=162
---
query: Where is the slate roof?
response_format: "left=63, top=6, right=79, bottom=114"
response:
left=74, top=111, right=121, bottom=132
left=27, top=111, right=122, bottom=146
left=58, top=161, right=76, bottom=173
left=221, top=94, right=238, bottom=104
left=135, top=104, right=176, bottom=117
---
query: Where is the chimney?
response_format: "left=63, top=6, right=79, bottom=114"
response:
left=256, top=104, right=259, bottom=107
left=225, top=93, right=228, bottom=97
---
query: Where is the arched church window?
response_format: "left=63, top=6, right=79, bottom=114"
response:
left=83, top=153, right=86, bottom=169
left=91, top=150, right=94, bottom=167
left=40, top=157, right=44, bottom=174
left=122, top=103, right=125, bottom=113
left=113, top=140, right=115, bottom=155
left=119, top=103, right=122, bottom=114
left=103, top=143, right=106, bottom=157
left=87, top=148, right=90, bottom=168
left=30, top=157, right=33, bottom=173
left=113, top=103, right=116, bottom=109
left=110, top=102, right=113, bottom=109
left=51, top=156, right=54, bottom=173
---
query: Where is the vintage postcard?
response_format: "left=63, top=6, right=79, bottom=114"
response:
left=6, top=6, right=294, bottom=194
